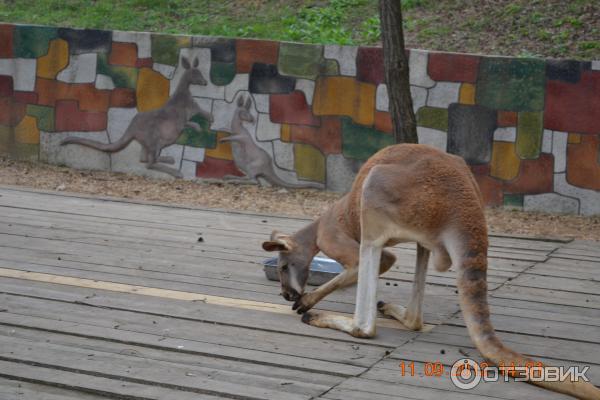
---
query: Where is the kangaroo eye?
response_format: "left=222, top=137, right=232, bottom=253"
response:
left=280, top=264, right=288, bottom=271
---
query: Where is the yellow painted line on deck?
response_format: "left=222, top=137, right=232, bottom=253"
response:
left=0, top=267, right=434, bottom=332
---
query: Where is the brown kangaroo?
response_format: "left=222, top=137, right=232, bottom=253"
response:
left=263, top=144, right=600, bottom=399
left=61, top=56, right=213, bottom=178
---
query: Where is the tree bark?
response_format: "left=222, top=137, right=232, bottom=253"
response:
left=379, top=0, right=418, bottom=143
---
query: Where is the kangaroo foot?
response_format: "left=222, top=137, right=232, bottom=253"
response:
left=377, top=301, right=423, bottom=331
left=158, top=156, right=175, bottom=164
left=147, top=163, right=183, bottom=179
left=302, top=312, right=375, bottom=338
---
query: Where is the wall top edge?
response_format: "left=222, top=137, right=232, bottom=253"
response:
left=1, top=21, right=598, bottom=64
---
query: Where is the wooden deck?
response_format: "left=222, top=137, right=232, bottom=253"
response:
left=0, top=185, right=598, bottom=400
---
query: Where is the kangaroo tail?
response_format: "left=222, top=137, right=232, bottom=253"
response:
left=457, top=251, right=600, bottom=399
left=60, top=130, right=135, bottom=153
left=261, top=169, right=324, bottom=190
left=259, top=162, right=324, bottom=190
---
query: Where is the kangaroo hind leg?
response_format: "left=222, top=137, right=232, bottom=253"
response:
left=378, top=243, right=429, bottom=330
left=146, top=148, right=182, bottom=178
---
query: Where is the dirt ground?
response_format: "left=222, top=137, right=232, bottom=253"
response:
left=1, top=157, right=598, bottom=241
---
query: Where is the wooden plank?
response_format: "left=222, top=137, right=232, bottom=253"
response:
left=0, top=312, right=364, bottom=377
left=0, top=291, right=393, bottom=365
left=0, top=377, right=124, bottom=400
left=0, top=324, right=345, bottom=387
left=0, top=360, right=234, bottom=400
left=415, top=324, right=600, bottom=365
left=0, top=268, right=425, bottom=333
left=0, top=335, right=328, bottom=399
left=325, top=377, right=501, bottom=400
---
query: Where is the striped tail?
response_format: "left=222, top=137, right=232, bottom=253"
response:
left=457, top=251, right=600, bottom=400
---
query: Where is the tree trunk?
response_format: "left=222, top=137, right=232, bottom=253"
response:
left=379, top=0, right=418, bottom=143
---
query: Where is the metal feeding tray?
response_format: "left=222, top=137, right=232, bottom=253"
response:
left=263, top=257, right=344, bottom=286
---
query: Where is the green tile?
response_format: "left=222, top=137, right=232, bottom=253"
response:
left=417, top=107, right=448, bottom=131
left=26, top=105, right=54, bottom=131
left=13, top=26, right=58, bottom=58
left=0, top=125, right=13, bottom=154
left=503, top=193, right=524, bottom=209
left=341, top=117, right=394, bottom=160
left=323, top=59, right=340, bottom=76
left=210, top=62, right=236, bottom=86
left=176, top=114, right=217, bottom=148
left=97, top=53, right=138, bottom=89
left=278, top=42, right=323, bottom=80
left=516, top=111, right=544, bottom=159
left=476, top=57, right=546, bottom=112
left=13, top=143, right=39, bottom=161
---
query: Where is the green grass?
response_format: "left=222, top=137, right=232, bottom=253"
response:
left=0, top=0, right=597, bottom=59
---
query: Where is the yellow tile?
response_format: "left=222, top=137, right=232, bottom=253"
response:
left=14, top=116, right=40, bottom=145
left=490, top=141, right=520, bottom=181
left=280, top=124, right=291, bottom=142
left=36, top=39, right=69, bottom=79
left=294, top=143, right=325, bottom=183
left=205, top=132, right=233, bottom=160
left=136, top=68, right=170, bottom=112
left=313, top=77, right=375, bottom=126
left=459, top=83, right=476, bottom=105
left=568, top=133, right=581, bottom=144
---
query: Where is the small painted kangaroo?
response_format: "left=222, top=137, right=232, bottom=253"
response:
left=61, top=56, right=213, bottom=178
left=219, top=95, right=322, bottom=189
left=263, top=144, right=600, bottom=400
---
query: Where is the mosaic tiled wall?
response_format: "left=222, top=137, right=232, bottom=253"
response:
left=1, top=24, right=599, bottom=214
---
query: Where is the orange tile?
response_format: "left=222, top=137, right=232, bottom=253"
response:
left=313, top=77, right=375, bottom=126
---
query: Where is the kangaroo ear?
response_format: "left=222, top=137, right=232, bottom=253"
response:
left=262, top=231, right=294, bottom=252
left=244, top=97, right=252, bottom=110
left=193, top=57, right=199, bottom=68
left=237, top=95, right=245, bottom=107
left=181, top=56, right=191, bottom=70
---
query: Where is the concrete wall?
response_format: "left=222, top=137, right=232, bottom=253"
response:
left=1, top=24, right=599, bottom=214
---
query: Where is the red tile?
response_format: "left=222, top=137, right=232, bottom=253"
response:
left=374, top=111, right=392, bottom=133
left=110, top=88, right=136, bottom=108
left=196, top=156, right=244, bottom=179
left=428, top=52, right=480, bottom=83
left=55, top=100, right=107, bottom=131
left=109, top=42, right=138, bottom=67
left=504, top=153, right=554, bottom=194
left=497, top=111, right=517, bottom=127
left=544, top=71, right=600, bottom=135
left=289, top=117, right=342, bottom=154
left=236, top=39, right=279, bottom=73
left=135, top=57, right=153, bottom=68
left=357, top=47, right=384, bottom=85
left=13, top=91, right=38, bottom=104
left=0, top=75, right=13, bottom=97
left=0, top=97, right=25, bottom=126
left=0, top=24, right=13, bottom=58
left=270, top=91, right=319, bottom=126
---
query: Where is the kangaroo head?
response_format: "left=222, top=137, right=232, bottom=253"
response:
left=262, top=231, right=312, bottom=302
left=181, top=56, right=207, bottom=86
left=235, top=95, right=255, bottom=124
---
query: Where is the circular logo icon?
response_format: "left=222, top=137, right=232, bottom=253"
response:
left=450, top=358, right=482, bottom=390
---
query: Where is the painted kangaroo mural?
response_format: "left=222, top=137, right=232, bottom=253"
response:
left=61, top=56, right=213, bottom=178
left=221, top=95, right=322, bottom=189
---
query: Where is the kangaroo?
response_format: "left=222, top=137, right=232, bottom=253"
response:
left=219, top=95, right=322, bottom=189
left=262, top=144, right=600, bottom=400
left=61, top=56, right=213, bottom=178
